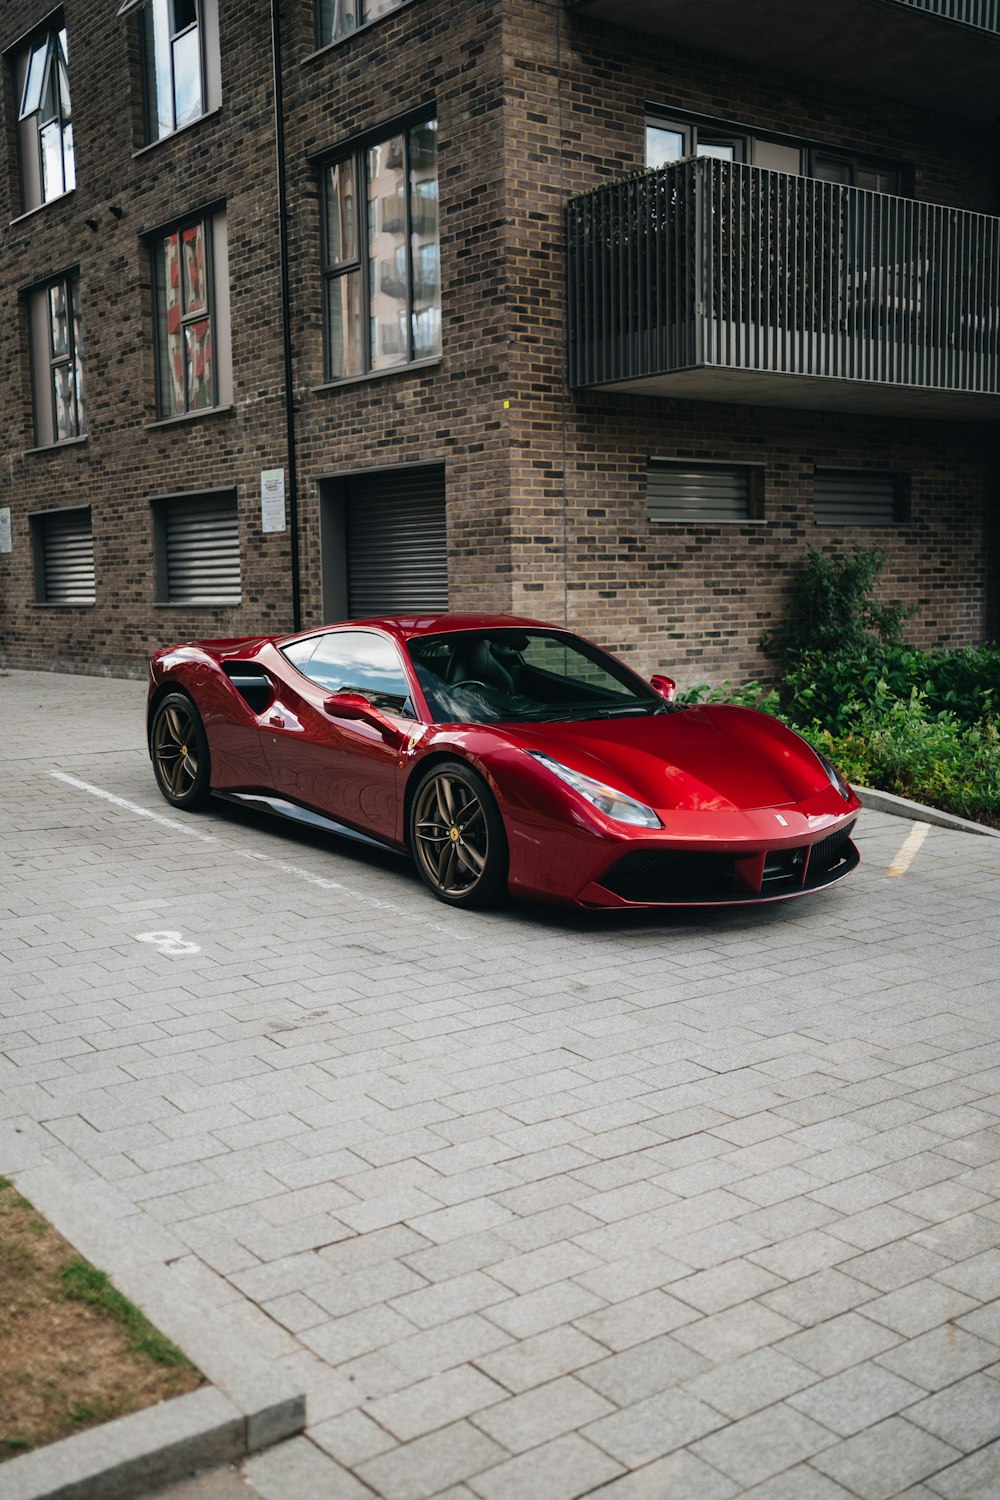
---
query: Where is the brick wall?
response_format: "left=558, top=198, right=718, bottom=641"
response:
left=0, top=0, right=995, bottom=684
left=498, top=0, right=996, bottom=683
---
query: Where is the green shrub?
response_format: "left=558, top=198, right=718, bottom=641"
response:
left=762, top=546, right=911, bottom=663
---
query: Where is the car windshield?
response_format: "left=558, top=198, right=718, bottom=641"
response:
left=406, top=629, right=665, bottom=724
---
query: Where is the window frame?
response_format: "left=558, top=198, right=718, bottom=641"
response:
left=314, top=0, right=413, bottom=53
left=814, top=468, right=911, bottom=526
left=26, top=268, right=87, bottom=447
left=29, top=504, right=95, bottom=605
left=645, top=107, right=910, bottom=194
left=149, top=209, right=231, bottom=421
left=14, top=19, right=75, bottom=211
left=646, top=457, right=765, bottom=526
left=319, top=112, right=440, bottom=385
left=151, top=487, right=241, bottom=606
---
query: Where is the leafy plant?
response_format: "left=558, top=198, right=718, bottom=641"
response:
left=762, top=546, right=912, bottom=663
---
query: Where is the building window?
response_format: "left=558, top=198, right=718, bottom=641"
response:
left=119, top=0, right=219, bottom=144
left=151, top=212, right=231, bottom=419
left=815, top=470, right=908, bottom=525
left=27, top=273, right=86, bottom=446
left=646, top=120, right=748, bottom=168
left=30, top=507, right=95, bottom=604
left=153, top=492, right=240, bottom=604
left=647, top=460, right=762, bottom=523
left=15, top=22, right=75, bottom=211
left=322, top=119, right=440, bottom=381
left=645, top=114, right=904, bottom=193
left=317, top=0, right=407, bottom=48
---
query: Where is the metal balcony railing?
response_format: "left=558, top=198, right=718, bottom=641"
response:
left=897, top=0, right=999, bottom=27
left=567, top=159, right=1000, bottom=398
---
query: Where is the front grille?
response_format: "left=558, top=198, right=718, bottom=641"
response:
left=599, top=850, right=737, bottom=903
left=809, top=820, right=857, bottom=876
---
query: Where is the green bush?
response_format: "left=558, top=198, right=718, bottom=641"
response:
left=681, top=547, right=1000, bottom=826
left=762, top=546, right=911, bottom=662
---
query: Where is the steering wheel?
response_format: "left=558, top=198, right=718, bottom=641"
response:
left=451, top=679, right=493, bottom=692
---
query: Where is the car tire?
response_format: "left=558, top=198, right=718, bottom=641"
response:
left=150, top=691, right=212, bottom=810
left=409, top=760, right=509, bottom=909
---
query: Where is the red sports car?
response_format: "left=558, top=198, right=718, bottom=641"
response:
left=146, top=614, right=860, bottom=910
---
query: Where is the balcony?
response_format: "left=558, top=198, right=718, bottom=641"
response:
left=567, top=159, right=1000, bottom=420
left=567, top=0, right=1000, bottom=121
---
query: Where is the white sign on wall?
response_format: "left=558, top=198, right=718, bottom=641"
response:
left=0, top=507, right=11, bottom=554
left=261, top=469, right=286, bottom=533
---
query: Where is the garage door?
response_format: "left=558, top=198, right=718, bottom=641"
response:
left=346, top=467, right=448, bottom=615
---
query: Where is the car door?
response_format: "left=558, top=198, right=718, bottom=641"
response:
left=260, top=629, right=416, bottom=842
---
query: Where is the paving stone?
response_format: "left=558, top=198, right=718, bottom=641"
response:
left=875, top=1325, right=1000, bottom=1390
left=244, top=1437, right=371, bottom=1500
left=905, top=1372, right=1000, bottom=1452
left=358, top=1421, right=507, bottom=1500
left=465, top=1432, right=624, bottom=1500
left=861, top=1278, right=980, bottom=1337
left=574, top=1334, right=712, bottom=1405
left=472, top=1327, right=607, bottom=1395
left=684, top=1348, right=819, bottom=1420
left=923, top=1439, right=1000, bottom=1497
left=690, top=1403, right=837, bottom=1488
left=786, top=1360, right=925, bottom=1435
left=583, top=1448, right=740, bottom=1499
left=810, top=1418, right=962, bottom=1500
left=365, top=1364, right=508, bottom=1442
left=573, top=1289, right=701, bottom=1351
left=582, top=1387, right=725, bottom=1467
left=471, top=1376, right=614, bottom=1454
left=777, top=1313, right=903, bottom=1376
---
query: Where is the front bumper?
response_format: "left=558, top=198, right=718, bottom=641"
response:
left=504, top=794, right=862, bottom=908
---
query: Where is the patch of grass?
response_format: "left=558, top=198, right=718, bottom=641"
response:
left=0, top=1179, right=202, bottom=1463
left=60, top=1262, right=190, bottom=1368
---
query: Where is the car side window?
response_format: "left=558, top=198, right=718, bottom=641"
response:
left=291, top=631, right=416, bottom=717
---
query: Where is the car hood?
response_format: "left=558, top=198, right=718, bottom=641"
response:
left=499, top=706, right=826, bottom=812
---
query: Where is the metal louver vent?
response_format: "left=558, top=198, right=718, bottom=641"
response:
left=346, top=468, right=447, bottom=615
left=39, top=508, right=96, bottom=604
left=815, top=471, right=902, bottom=526
left=163, top=495, right=241, bottom=604
left=647, top=461, right=754, bottom=523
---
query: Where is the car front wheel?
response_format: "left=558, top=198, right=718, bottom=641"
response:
left=410, top=760, right=508, bottom=908
left=150, top=692, right=211, bottom=810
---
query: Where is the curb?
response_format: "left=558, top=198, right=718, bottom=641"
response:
left=856, top=785, right=1000, bottom=839
left=2, top=1162, right=306, bottom=1500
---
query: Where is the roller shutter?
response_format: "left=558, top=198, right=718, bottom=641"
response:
left=162, top=494, right=241, bottom=604
left=815, top=471, right=902, bottom=526
left=346, top=468, right=447, bottom=615
left=647, top=461, right=755, bottom=523
left=38, top=508, right=96, bottom=604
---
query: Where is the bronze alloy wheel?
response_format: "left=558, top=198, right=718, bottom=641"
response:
left=410, top=762, right=508, bottom=907
left=151, top=692, right=211, bottom=809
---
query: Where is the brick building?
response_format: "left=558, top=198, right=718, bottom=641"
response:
left=1, top=0, right=997, bottom=682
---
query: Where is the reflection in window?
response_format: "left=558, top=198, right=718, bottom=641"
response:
left=17, top=25, right=75, bottom=209
left=153, top=218, right=215, bottom=417
left=141, top=0, right=204, bottom=142
left=288, top=631, right=414, bottom=714
left=29, top=274, right=87, bottom=445
left=322, top=119, right=440, bottom=380
left=317, top=0, right=406, bottom=47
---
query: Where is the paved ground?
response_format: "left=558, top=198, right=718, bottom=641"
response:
left=3, top=667, right=1000, bottom=1500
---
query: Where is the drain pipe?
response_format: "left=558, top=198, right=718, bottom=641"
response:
left=270, top=0, right=302, bottom=632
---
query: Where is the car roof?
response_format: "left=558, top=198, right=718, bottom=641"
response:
left=278, top=613, right=555, bottom=647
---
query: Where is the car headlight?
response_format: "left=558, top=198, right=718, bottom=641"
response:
left=529, top=752, right=661, bottom=828
left=813, top=747, right=852, bottom=802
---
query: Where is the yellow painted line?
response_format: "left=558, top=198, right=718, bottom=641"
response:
left=888, top=821, right=930, bottom=877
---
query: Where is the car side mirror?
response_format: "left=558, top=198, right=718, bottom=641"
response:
left=323, top=691, right=405, bottom=747
left=650, top=674, right=677, bottom=703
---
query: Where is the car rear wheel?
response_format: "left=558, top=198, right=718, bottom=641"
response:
left=150, top=692, right=211, bottom=810
left=410, top=761, right=508, bottom=908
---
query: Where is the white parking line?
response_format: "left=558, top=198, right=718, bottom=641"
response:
left=888, top=821, right=930, bottom=877
left=49, top=769, right=464, bottom=933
